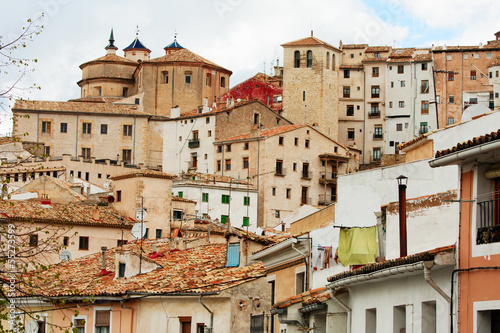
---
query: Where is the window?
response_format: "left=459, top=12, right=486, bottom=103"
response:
left=85, top=172, right=89, bottom=181
left=470, top=70, right=476, bottom=80
left=82, top=148, right=91, bottom=159
left=366, top=308, right=376, bottom=333
left=220, top=215, right=229, bottom=224
left=272, top=187, right=276, bottom=196
left=185, top=71, right=192, bottom=84
left=294, top=137, right=298, bottom=146
left=242, top=216, right=249, bottom=227
left=123, top=125, right=132, bottom=137
left=95, top=310, right=110, bottom=333
left=162, top=71, right=169, bottom=84
left=286, top=188, right=291, bottom=199
left=302, top=163, right=310, bottom=178
left=278, top=136, right=284, bottom=145
left=370, top=103, right=379, bottom=115
left=225, top=159, right=231, bottom=171
left=347, top=128, right=355, bottom=141
left=399, top=101, right=405, bottom=108
left=41, top=121, right=51, bottom=134
left=396, top=123, right=403, bottom=131
left=244, top=142, right=249, bottom=150
left=122, top=87, right=129, bottom=97
left=400, top=80, right=406, bottom=87
left=296, top=271, right=305, bottom=295
left=343, top=86, right=350, bottom=98
left=344, top=69, right=350, bottom=78
left=253, top=113, right=260, bottom=125
left=73, top=318, right=85, bottom=333
left=226, top=243, right=240, bottom=267
left=390, top=81, right=394, bottom=88
left=371, top=85, right=380, bottom=98
left=374, top=52, right=380, bottom=58
left=116, top=190, right=121, bottom=202
left=82, top=122, right=91, bottom=134
left=448, top=72, right=454, bottom=81
left=60, top=123, right=67, bottom=133
left=294, top=50, right=300, bottom=68
left=220, top=76, right=226, bottom=87
left=79, top=236, right=89, bottom=250
left=202, top=193, right=209, bottom=202
left=306, top=50, right=313, bottom=67
left=447, top=117, right=454, bottom=125
left=421, top=63, right=428, bottom=70
left=397, top=65, right=404, bottom=74
left=421, top=80, right=429, bottom=93
left=222, top=194, right=230, bottom=204
left=372, top=67, right=379, bottom=77
left=421, top=301, right=436, bottom=333
left=350, top=54, right=354, bottom=58
left=100, top=124, right=108, bottom=134
left=29, top=234, right=38, bottom=247
left=420, top=122, right=428, bottom=134
left=305, top=139, right=310, bottom=148
left=217, top=160, right=221, bottom=172
left=275, top=210, right=280, bottom=218
left=346, top=105, right=354, bottom=116
left=171, top=210, right=183, bottom=221
left=244, top=196, right=250, bottom=206
left=421, top=101, right=429, bottom=114
left=474, top=53, right=479, bottom=59
left=275, top=159, right=284, bottom=175
left=205, top=73, right=212, bottom=86
left=217, top=145, right=222, bottom=153
left=374, top=126, right=383, bottom=139
left=372, top=147, right=381, bottom=161
left=487, top=52, right=492, bottom=59
left=449, top=95, right=454, bottom=103
left=303, top=91, right=306, bottom=101
left=155, top=229, right=162, bottom=239
left=389, top=101, right=393, bottom=108
left=178, top=191, right=183, bottom=198
left=122, top=149, right=132, bottom=164
left=43, top=146, right=50, bottom=156
left=243, top=157, right=249, bottom=169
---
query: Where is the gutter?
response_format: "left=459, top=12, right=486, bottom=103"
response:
left=429, top=140, right=500, bottom=168
left=423, top=261, right=450, bottom=303
left=199, top=294, right=213, bottom=333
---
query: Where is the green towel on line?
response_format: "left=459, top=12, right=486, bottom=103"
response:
left=338, top=226, right=377, bottom=267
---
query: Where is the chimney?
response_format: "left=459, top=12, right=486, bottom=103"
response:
left=92, top=207, right=100, bottom=221
left=397, top=175, right=408, bottom=258
left=97, top=246, right=111, bottom=276
left=170, top=106, right=180, bottom=118
left=250, top=125, right=260, bottom=138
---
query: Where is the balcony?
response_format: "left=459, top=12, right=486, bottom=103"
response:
left=301, top=170, right=313, bottom=180
left=319, top=172, right=337, bottom=184
left=275, top=167, right=287, bottom=176
left=368, top=111, right=380, bottom=118
left=188, top=139, right=200, bottom=148
left=373, top=133, right=383, bottom=140
left=318, top=193, right=336, bottom=205
left=476, top=198, right=500, bottom=245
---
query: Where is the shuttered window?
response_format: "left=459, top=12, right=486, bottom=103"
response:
left=226, top=243, right=240, bottom=267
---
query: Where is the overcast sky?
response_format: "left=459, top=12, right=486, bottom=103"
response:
left=1, top=0, right=499, bottom=134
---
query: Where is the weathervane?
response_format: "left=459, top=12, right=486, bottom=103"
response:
left=135, top=25, right=140, bottom=37
left=174, top=29, right=177, bottom=41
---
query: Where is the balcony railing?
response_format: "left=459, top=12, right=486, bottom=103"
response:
left=477, top=198, right=500, bottom=244
left=275, top=167, right=286, bottom=176
left=188, top=139, right=200, bottom=148
left=319, top=172, right=338, bottom=184
left=301, top=170, right=313, bottom=179
left=318, top=193, right=337, bottom=205
left=368, top=111, right=381, bottom=118
left=373, top=133, right=383, bottom=139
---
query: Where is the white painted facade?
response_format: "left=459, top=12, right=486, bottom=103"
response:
left=172, top=181, right=258, bottom=232
left=489, top=63, right=500, bottom=110
left=162, top=109, right=216, bottom=175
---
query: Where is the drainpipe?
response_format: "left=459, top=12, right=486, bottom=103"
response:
left=199, top=294, right=213, bottom=333
left=331, top=292, right=351, bottom=333
left=423, top=261, right=451, bottom=303
left=292, top=239, right=309, bottom=290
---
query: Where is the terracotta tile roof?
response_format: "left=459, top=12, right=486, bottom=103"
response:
left=434, top=129, right=500, bottom=158
left=390, top=48, right=415, bottom=58
left=432, top=44, right=500, bottom=52
left=174, top=99, right=261, bottom=119
left=274, top=287, right=330, bottom=309
left=281, top=36, right=340, bottom=51
left=12, top=100, right=150, bottom=116
left=365, top=46, right=391, bottom=53
left=67, top=96, right=124, bottom=103
left=490, top=56, right=500, bottom=66
left=397, top=133, right=430, bottom=152
left=176, top=172, right=250, bottom=185
left=147, top=48, right=231, bottom=74
left=172, top=196, right=197, bottom=204
left=80, top=54, right=137, bottom=68
left=414, top=53, right=432, bottom=62
left=13, top=241, right=266, bottom=297
left=10, top=175, right=89, bottom=201
left=0, top=201, right=134, bottom=228
left=110, top=169, right=177, bottom=181
left=388, top=57, right=413, bottom=63
left=362, top=58, right=388, bottom=63
left=341, top=44, right=368, bottom=49
left=217, top=125, right=304, bottom=142
left=327, top=245, right=454, bottom=283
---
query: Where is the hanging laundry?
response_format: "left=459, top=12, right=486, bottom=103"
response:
left=338, top=226, right=377, bottom=267
left=312, top=249, right=324, bottom=271
left=323, top=246, right=331, bottom=269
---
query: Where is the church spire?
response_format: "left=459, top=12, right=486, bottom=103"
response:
left=105, top=28, right=118, bottom=54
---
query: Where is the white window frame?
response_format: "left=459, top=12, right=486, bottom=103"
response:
left=73, top=314, right=88, bottom=333
left=93, top=306, right=112, bottom=333
left=474, top=300, right=500, bottom=332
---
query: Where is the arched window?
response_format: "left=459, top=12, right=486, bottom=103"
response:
left=326, top=52, right=330, bottom=69
left=294, top=51, right=300, bottom=68
left=332, top=54, right=336, bottom=71
left=307, top=50, right=313, bottom=68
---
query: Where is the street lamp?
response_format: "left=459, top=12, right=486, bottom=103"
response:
left=397, top=175, right=408, bottom=257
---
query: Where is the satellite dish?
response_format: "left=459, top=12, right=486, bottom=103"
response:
left=131, top=223, right=146, bottom=239
left=136, top=209, right=147, bottom=221
left=103, top=182, right=110, bottom=189
left=61, top=250, right=72, bottom=261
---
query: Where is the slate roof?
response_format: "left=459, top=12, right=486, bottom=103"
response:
left=124, top=37, right=150, bottom=51
left=434, top=129, right=500, bottom=158
left=12, top=100, right=151, bottom=116
left=164, top=40, right=183, bottom=49
left=14, top=241, right=266, bottom=297
left=0, top=201, right=134, bottom=228
left=148, top=48, right=231, bottom=73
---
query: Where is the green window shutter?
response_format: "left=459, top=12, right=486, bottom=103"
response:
left=243, top=217, right=249, bottom=227
left=244, top=196, right=250, bottom=206
left=221, top=215, right=229, bottom=224
left=226, top=243, right=240, bottom=267
left=222, top=195, right=229, bottom=204
left=202, top=193, right=209, bottom=202
left=178, top=191, right=183, bottom=198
